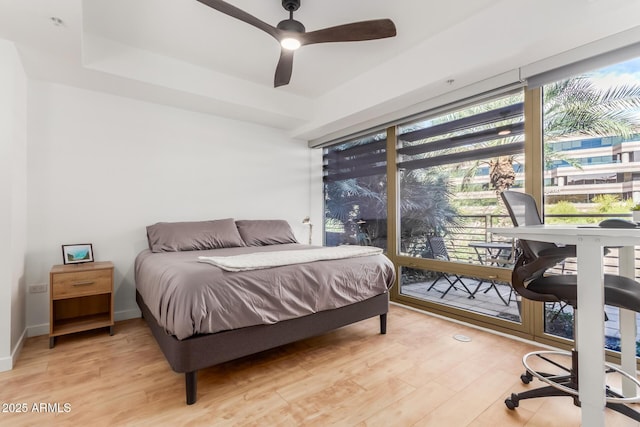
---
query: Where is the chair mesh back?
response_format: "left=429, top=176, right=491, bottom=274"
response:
left=427, top=236, right=450, bottom=261
left=501, top=191, right=558, bottom=260
left=501, top=191, right=542, bottom=226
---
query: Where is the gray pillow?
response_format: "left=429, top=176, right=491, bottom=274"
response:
left=146, top=218, right=245, bottom=252
left=235, top=220, right=298, bottom=246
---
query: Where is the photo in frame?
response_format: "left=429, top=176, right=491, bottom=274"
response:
left=62, top=243, right=94, bottom=264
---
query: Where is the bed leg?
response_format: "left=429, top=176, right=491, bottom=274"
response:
left=379, top=313, right=387, bottom=334
left=185, top=371, right=197, bottom=405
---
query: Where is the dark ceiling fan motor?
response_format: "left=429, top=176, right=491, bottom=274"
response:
left=282, top=0, right=300, bottom=12
left=278, top=0, right=304, bottom=33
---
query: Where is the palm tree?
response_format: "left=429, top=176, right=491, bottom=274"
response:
left=398, top=169, right=460, bottom=237
left=489, top=157, right=517, bottom=194
left=324, top=169, right=459, bottom=247
left=544, top=76, right=640, bottom=140
left=488, top=75, right=640, bottom=192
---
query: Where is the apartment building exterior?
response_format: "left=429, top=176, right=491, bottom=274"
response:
left=544, top=134, right=640, bottom=204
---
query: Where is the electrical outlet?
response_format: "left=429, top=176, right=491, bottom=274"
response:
left=29, top=283, right=48, bottom=293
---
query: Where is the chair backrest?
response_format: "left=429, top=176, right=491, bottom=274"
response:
left=500, top=190, right=543, bottom=226
left=500, top=190, right=568, bottom=302
left=501, top=191, right=559, bottom=261
left=427, top=236, right=450, bottom=261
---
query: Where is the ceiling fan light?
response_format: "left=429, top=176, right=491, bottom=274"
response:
left=281, top=37, right=301, bottom=50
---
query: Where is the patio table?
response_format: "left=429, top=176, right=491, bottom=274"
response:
left=468, top=241, right=514, bottom=305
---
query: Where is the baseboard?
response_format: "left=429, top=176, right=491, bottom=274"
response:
left=115, top=308, right=141, bottom=322
left=0, top=355, right=11, bottom=372
left=27, top=323, right=48, bottom=338
left=27, top=308, right=142, bottom=338
left=0, top=328, right=27, bottom=372
left=389, top=301, right=559, bottom=351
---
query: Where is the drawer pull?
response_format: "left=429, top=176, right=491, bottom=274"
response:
left=72, top=280, right=95, bottom=286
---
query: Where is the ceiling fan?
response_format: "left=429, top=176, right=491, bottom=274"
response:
left=196, top=0, right=397, bottom=87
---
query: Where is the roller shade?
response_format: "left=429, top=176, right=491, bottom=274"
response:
left=323, top=134, right=386, bottom=182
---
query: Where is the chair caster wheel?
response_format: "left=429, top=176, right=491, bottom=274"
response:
left=505, top=393, right=519, bottom=410
left=520, top=372, right=532, bottom=384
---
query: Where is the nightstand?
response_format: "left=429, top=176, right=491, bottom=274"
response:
left=49, top=261, right=114, bottom=348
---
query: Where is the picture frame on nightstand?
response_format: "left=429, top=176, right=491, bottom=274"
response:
left=61, top=243, right=94, bottom=264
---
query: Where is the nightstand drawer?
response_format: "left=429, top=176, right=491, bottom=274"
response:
left=52, top=269, right=112, bottom=299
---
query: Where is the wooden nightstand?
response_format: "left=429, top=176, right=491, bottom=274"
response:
left=49, top=261, right=114, bottom=348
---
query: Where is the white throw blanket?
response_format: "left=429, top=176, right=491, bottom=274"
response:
left=198, top=246, right=383, bottom=272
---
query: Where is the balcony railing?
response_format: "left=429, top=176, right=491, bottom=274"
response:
left=399, top=212, right=640, bottom=354
left=433, top=213, right=637, bottom=277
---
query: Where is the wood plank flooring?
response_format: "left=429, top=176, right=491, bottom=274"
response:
left=0, top=304, right=639, bottom=426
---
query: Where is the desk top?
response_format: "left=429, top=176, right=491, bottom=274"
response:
left=468, top=241, right=512, bottom=249
left=490, top=225, right=640, bottom=246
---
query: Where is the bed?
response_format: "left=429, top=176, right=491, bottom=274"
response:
left=134, top=218, right=395, bottom=404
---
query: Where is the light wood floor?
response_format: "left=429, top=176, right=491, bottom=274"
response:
left=1, top=305, right=639, bottom=426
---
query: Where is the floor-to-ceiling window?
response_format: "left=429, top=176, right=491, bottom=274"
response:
left=394, top=92, right=525, bottom=325
left=322, top=90, right=532, bottom=333
left=320, top=55, right=640, bottom=351
left=323, top=131, right=388, bottom=250
left=541, top=57, right=640, bottom=354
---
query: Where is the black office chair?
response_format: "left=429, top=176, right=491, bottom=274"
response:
left=501, top=190, right=640, bottom=420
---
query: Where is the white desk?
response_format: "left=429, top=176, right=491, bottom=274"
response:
left=490, top=225, right=640, bottom=427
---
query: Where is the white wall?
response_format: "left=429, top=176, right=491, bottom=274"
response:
left=25, top=82, right=312, bottom=334
left=0, top=40, right=27, bottom=370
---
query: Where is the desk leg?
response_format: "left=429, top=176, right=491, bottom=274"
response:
left=619, top=246, right=637, bottom=398
left=576, top=241, right=606, bottom=427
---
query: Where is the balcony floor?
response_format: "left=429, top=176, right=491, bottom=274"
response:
left=401, top=277, right=521, bottom=322
left=401, top=277, right=633, bottom=342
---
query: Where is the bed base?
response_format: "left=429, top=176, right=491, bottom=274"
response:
left=136, top=291, right=389, bottom=405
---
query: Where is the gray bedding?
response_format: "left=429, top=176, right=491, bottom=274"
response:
left=135, top=244, right=395, bottom=340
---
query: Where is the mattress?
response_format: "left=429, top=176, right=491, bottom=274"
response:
left=135, top=243, right=395, bottom=340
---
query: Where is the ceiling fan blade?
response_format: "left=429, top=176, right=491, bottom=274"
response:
left=274, top=49, right=294, bottom=87
left=196, top=0, right=279, bottom=40
left=300, top=19, right=396, bottom=46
